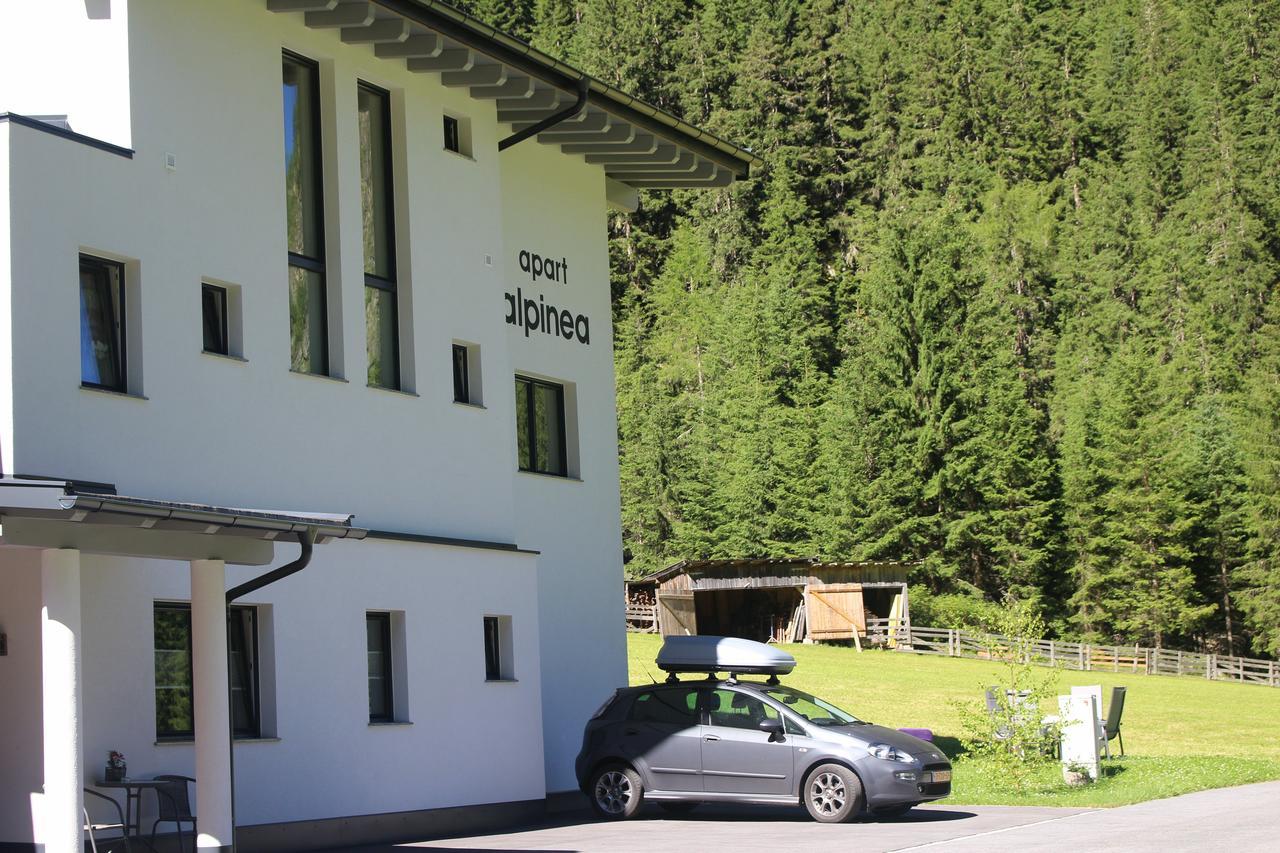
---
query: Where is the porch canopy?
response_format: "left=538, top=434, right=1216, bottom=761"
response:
left=0, top=477, right=365, bottom=853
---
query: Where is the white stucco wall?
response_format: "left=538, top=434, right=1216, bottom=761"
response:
left=0, top=0, right=630, bottom=831
left=500, top=141, right=628, bottom=792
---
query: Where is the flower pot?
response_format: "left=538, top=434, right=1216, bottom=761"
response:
left=105, top=765, right=125, bottom=782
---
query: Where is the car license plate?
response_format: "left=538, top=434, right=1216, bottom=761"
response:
left=930, top=770, right=951, bottom=783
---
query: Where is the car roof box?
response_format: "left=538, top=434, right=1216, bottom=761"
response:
left=656, top=636, right=796, bottom=676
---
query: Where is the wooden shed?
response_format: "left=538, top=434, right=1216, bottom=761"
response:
left=645, top=558, right=912, bottom=646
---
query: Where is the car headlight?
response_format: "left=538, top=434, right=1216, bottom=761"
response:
left=868, top=743, right=915, bottom=763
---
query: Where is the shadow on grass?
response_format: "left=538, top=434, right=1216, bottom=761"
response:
left=932, top=735, right=969, bottom=759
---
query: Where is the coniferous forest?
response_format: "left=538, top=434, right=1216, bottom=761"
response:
left=453, top=1, right=1280, bottom=657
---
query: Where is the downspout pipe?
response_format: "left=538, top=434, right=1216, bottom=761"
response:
left=222, top=529, right=317, bottom=851
left=226, top=529, right=315, bottom=604
left=498, top=78, right=589, bottom=152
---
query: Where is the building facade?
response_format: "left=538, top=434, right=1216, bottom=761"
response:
left=0, top=1, right=757, bottom=850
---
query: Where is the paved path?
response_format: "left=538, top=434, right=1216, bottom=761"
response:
left=341, top=781, right=1280, bottom=852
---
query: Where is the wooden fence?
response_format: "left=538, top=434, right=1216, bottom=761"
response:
left=626, top=604, right=658, bottom=633
left=901, top=625, right=1280, bottom=687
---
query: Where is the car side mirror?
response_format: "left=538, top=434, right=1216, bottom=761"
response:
left=758, top=718, right=785, bottom=741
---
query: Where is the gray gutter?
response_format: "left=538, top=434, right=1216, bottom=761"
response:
left=63, top=493, right=365, bottom=540
left=372, top=0, right=763, bottom=176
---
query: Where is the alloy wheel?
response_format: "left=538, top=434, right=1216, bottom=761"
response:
left=594, top=770, right=633, bottom=815
left=809, top=771, right=847, bottom=816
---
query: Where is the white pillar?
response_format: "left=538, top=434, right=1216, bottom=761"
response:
left=40, top=548, right=83, bottom=853
left=191, top=559, right=234, bottom=851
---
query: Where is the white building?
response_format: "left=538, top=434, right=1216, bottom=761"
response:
left=0, top=2, right=758, bottom=850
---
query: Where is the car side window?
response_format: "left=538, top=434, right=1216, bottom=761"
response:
left=628, top=688, right=700, bottom=727
left=707, top=689, right=780, bottom=731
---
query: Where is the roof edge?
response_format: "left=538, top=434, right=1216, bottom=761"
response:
left=372, top=0, right=764, bottom=175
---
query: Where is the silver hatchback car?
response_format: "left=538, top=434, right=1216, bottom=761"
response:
left=575, top=639, right=950, bottom=823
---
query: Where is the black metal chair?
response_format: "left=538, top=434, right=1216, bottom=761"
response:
left=83, top=789, right=132, bottom=853
left=1103, top=686, right=1127, bottom=757
left=150, top=775, right=196, bottom=853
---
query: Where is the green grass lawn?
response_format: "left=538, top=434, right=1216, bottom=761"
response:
left=626, top=634, right=1280, bottom=807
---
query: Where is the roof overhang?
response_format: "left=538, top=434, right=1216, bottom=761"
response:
left=645, top=557, right=918, bottom=584
left=266, top=0, right=763, bottom=189
left=0, top=478, right=364, bottom=566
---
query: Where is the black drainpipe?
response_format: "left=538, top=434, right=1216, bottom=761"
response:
left=498, top=77, right=589, bottom=152
left=221, top=529, right=316, bottom=851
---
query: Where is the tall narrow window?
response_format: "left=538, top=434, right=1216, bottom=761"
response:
left=79, top=255, right=125, bottom=392
left=452, top=344, right=469, bottom=403
left=202, top=283, right=229, bottom=355
left=366, top=612, right=393, bottom=722
left=358, top=83, right=398, bottom=389
left=283, top=52, right=328, bottom=375
left=514, top=376, right=567, bottom=476
left=483, top=616, right=502, bottom=681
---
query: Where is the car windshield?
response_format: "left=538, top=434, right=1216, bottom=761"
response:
left=761, top=685, right=865, bottom=726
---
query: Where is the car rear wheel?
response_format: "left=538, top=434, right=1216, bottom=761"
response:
left=589, top=764, right=644, bottom=820
left=803, top=763, right=864, bottom=824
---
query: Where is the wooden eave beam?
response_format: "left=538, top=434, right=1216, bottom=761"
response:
left=544, top=123, right=634, bottom=146
left=440, top=63, right=506, bottom=88
left=470, top=77, right=535, bottom=100
left=341, top=18, right=411, bottom=43
left=304, top=1, right=374, bottom=28
left=406, top=49, right=473, bottom=73
left=373, top=33, right=441, bottom=57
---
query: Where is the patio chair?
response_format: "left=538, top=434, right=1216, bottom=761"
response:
left=151, top=775, right=196, bottom=853
left=1102, top=686, right=1126, bottom=758
left=984, top=688, right=1012, bottom=741
left=83, top=789, right=132, bottom=853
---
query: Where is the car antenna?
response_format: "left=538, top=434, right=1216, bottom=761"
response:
left=642, top=665, right=659, bottom=685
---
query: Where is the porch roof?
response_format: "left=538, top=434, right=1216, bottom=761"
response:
left=0, top=477, right=364, bottom=565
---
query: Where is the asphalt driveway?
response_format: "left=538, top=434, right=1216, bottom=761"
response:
left=340, top=780, right=1280, bottom=852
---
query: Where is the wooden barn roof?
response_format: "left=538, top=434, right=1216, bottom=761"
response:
left=643, top=557, right=916, bottom=584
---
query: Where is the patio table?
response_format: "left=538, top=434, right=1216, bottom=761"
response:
left=94, top=778, right=169, bottom=845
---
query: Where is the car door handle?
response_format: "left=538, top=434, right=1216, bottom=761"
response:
left=623, top=728, right=639, bottom=736
left=703, top=734, right=721, bottom=742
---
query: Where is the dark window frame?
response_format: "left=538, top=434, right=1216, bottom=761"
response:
left=443, top=114, right=460, bottom=153
left=358, top=81, right=400, bottom=390
left=366, top=612, right=394, bottom=723
left=153, top=602, right=261, bottom=741
left=283, top=49, right=330, bottom=376
left=483, top=616, right=502, bottom=682
left=201, top=283, right=229, bottom=356
left=452, top=344, right=470, bottom=403
left=79, top=254, right=127, bottom=393
left=515, top=375, right=568, bottom=477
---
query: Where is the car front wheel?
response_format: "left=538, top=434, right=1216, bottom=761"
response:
left=803, top=763, right=864, bottom=823
left=589, top=764, right=644, bottom=820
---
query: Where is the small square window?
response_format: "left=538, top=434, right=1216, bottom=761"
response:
left=514, top=375, right=567, bottom=476
left=443, top=115, right=460, bottom=153
left=202, top=284, right=229, bottom=355
left=483, top=615, right=513, bottom=682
